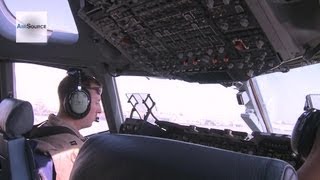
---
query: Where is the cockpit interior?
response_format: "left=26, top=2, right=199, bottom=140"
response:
left=0, top=0, right=320, bottom=179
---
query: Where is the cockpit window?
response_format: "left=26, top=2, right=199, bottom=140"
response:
left=253, top=63, right=320, bottom=135
left=14, top=63, right=108, bottom=136
left=1, top=0, right=78, bottom=43
left=116, top=76, right=252, bottom=133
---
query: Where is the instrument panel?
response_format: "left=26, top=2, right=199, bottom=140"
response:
left=120, top=118, right=304, bottom=169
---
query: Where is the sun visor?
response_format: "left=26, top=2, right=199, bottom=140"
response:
left=0, top=0, right=78, bottom=44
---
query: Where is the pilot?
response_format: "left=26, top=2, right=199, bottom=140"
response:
left=296, top=127, right=320, bottom=180
left=291, top=109, right=320, bottom=180
left=29, top=69, right=103, bottom=180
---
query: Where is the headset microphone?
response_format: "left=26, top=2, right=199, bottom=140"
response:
left=95, top=117, right=100, bottom=122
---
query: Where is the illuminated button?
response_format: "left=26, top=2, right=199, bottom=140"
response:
left=212, top=57, right=219, bottom=64
left=183, top=59, right=188, bottom=66
left=192, top=59, right=199, bottom=65
left=223, top=56, right=229, bottom=63
left=233, top=39, right=249, bottom=51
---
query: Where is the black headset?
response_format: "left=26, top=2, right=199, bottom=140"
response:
left=291, top=108, right=320, bottom=159
left=63, top=69, right=91, bottom=119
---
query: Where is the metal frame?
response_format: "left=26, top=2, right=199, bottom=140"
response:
left=240, top=78, right=273, bottom=133
left=249, top=78, right=273, bottom=132
left=0, top=61, right=15, bottom=100
left=96, top=72, right=124, bottom=133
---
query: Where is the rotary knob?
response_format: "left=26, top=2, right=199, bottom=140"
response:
left=240, top=18, right=249, bottom=28
left=207, top=49, right=214, bottom=56
left=220, top=22, right=229, bottom=31
left=256, top=40, right=265, bottom=49
left=247, top=69, right=254, bottom=77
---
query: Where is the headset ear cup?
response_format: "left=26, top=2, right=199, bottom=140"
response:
left=291, top=109, right=320, bottom=159
left=64, top=88, right=91, bottom=119
left=291, top=113, right=304, bottom=155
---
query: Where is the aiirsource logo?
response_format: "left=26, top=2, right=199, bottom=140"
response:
left=16, top=23, right=46, bottom=29
left=16, top=11, right=48, bottom=43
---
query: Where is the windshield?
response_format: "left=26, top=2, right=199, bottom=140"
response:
left=117, top=63, right=320, bottom=135
left=116, top=76, right=251, bottom=133
left=253, top=63, right=320, bottom=135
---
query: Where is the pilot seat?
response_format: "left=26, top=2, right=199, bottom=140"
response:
left=0, top=98, right=36, bottom=180
left=0, top=98, right=54, bottom=180
left=70, top=133, right=298, bottom=180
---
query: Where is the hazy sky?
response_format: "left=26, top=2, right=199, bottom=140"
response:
left=256, top=63, right=320, bottom=128
left=15, top=63, right=66, bottom=112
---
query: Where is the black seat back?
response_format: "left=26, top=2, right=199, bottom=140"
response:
left=71, top=133, right=297, bottom=180
left=0, top=98, right=34, bottom=180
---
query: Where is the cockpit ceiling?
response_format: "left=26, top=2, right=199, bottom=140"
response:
left=79, top=0, right=320, bottom=83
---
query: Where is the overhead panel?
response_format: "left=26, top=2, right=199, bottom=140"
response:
left=79, top=0, right=318, bottom=83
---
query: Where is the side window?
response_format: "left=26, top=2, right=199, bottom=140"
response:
left=254, top=63, right=320, bottom=135
left=14, top=63, right=108, bottom=136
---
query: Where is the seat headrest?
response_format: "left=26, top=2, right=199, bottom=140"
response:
left=0, top=98, right=34, bottom=138
left=71, top=134, right=297, bottom=180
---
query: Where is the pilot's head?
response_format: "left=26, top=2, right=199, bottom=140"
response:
left=57, top=71, right=102, bottom=130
